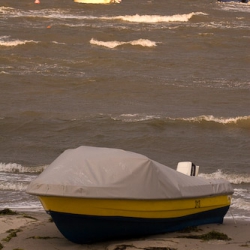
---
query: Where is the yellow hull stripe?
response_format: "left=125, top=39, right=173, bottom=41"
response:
left=39, top=195, right=231, bottom=219
left=39, top=195, right=231, bottom=218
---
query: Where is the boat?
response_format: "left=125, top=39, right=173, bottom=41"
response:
left=26, top=146, right=233, bottom=244
left=74, top=0, right=121, bottom=4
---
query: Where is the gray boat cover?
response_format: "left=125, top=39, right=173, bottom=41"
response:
left=27, top=146, right=233, bottom=199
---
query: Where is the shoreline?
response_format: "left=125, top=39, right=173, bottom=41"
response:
left=0, top=210, right=249, bottom=250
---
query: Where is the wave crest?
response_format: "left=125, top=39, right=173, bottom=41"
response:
left=101, top=12, right=207, bottom=23
left=181, top=115, right=250, bottom=125
left=0, top=7, right=15, bottom=14
left=90, top=38, right=157, bottom=48
left=110, top=114, right=250, bottom=128
left=0, top=36, right=38, bottom=47
left=199, top=169, right=250, bottom=184
left=111, top=114, right=250, bottom=128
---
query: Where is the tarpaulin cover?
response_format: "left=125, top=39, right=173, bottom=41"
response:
left=27, top=146, right=233, bottom=199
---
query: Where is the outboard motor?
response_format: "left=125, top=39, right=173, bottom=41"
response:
left=177, top=162, right=199, bottom=176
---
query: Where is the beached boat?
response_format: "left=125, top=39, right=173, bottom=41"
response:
left=74, top=0, right=121, bottom=4
left=26, top=146, right=233, bottom=244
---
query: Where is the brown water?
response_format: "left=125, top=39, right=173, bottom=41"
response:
left=0, top=0, right=250, bottom=219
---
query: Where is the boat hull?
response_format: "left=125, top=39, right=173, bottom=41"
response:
left=39, top=195, right=231, bottom=243
left=49, top=206, right=229, bottom=244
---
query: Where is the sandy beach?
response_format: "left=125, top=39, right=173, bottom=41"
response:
left=0, top=210, right=249, bottom=250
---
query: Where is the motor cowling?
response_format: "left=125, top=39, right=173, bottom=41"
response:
left=176, top=162, right=199, bottom=176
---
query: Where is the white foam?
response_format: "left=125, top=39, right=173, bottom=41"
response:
left=0, top=7, right=15, bottom=14
left=231, top=198, right=250, bottom=211
left=100, top=12, right=207, bottom=23
left=130, top=39, right=157, bottom=47
left=0, top=201, right=43, bottom=212
left=0, top=163, right=47, bottom=173
left=90, top=38, right=157, bottom=48
left=234, top=189, right=250, bottom=199
left=199, top=169, right=250, bottom=184
left=219, top=2, right=250, bottom=13
left=181, top=115, right=250, bottom=125
left=52, top=41, right=66, bottom=45
left=111, top=114, right=160, bottom=122
left=0, top=182, right=28, bottom=191
left=90, top=39, right=123, bottom=48
left=0, top=38, right=38, bottom=47
left=0, top=7, right=208, bottom=24
left=108, top=114, right=250, bottom=127
left=225, top=213, right=250, bottom=221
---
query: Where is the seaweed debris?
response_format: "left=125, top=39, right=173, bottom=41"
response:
left=177, top=230, right=231, bottom=241
left=0, top=208, right=18, bottom=215
left=2, top=229, right=22, bottom=242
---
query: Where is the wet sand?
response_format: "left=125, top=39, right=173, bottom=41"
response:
left=0, top=211, right=249, bottom=250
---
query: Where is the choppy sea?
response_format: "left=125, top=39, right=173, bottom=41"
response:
left=0, top=0, right=250, bottom=221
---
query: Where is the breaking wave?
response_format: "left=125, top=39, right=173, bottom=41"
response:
left=0, top=7, right=207, bottom=23
left=180, top=115, right=250, bottom=124
left=178, top=115, right=250, bottom=129
left=0, top=7, right=206, bottom=24
left=231, top=198, right=250, bottom=212
left=90, top=38, right=157, bottom=48
left=199, top=169, right=250, bottom=185
left=100, top=12, right=207, bottom=23
left=0, top=6, right=14, bottom=14
left=219, top=2, right=250, bottom=13
left=200, top=171, right=250, bottom=214
left=111, top=114, right=250, bottom=129
left=0, top=163, right=47, bottom=174
left=0, top=182, right=28, bottom=191
left=0, top=36, right=38, bottom=47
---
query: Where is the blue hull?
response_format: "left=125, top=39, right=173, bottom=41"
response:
left=48, top=206, right=230, bottom=244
